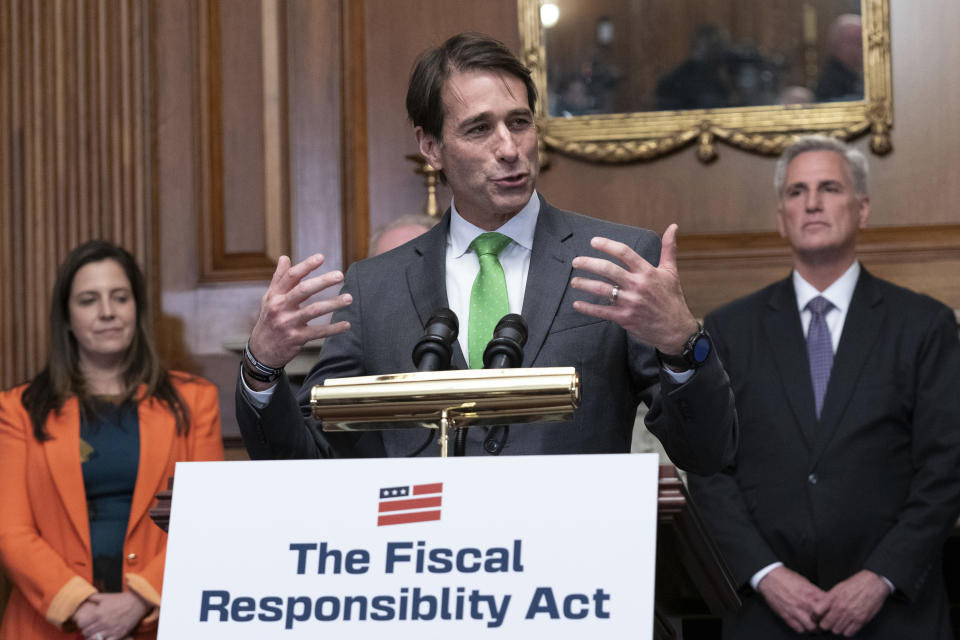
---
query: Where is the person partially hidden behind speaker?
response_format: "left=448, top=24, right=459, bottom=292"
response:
left=0, top=240, right=224, bottom=640
left=369, top=214, right=438, bottom=257
left=687, top=136, right=960, bottom=639
left=235, top=32, right=736, bottom=469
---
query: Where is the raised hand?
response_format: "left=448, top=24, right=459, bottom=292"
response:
left=247, top=254, right=353, bottom=385
left=817, top=570, right=889, bottom=636
left=571, top=224, right=697, bottom=355
left=757, top=566, right=829, bottom=634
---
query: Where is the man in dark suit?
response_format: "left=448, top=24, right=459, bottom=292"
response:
left=688, top=135, right=960, bottom=638
left=235, top=33, right=736, bottom=473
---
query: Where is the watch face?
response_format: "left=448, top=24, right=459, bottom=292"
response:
left=692, top=335, right=711, bottom=364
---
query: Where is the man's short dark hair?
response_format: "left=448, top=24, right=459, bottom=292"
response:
left=406, top=32, right=538, bottom=141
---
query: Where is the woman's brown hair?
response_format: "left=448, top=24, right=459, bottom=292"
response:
left=21, top=240, right=191, bottom=440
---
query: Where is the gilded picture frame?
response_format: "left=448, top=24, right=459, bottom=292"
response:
left=518, top=0, right=892, bottom=163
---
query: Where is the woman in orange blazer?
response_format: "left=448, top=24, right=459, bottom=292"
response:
left=0, top=240, right=223, bottom=640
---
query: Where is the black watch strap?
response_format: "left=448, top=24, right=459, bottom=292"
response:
left=657, top=349, right=690, bottom=370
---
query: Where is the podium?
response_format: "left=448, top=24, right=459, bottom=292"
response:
left=153, top=367, right=737, bottom=637
left=151, top=462, right=737, bottom=638
left=655, top=465, right=739, bottom=638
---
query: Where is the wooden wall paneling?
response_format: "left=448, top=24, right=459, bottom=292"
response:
left=340, top=0, right=369, bottom=267
left=195, top=0, right=290, bottom=282
left=152, top=0, right=347, bottom=436
left=363, top=0, right=519, bottom=236
left=152, top=0, right=199, bottom=298
left=284, top=0, right=343, bottom=267
left=1, top=0, right=16, bottom=387
left=261, top=0, right=288, bottom=265
left=679, top=226, right=960, bottom=318
left=27, top=0, right=43, bottom=385
left=0, top=0, right=151, bottom=390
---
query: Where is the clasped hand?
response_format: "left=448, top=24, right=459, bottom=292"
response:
left=758, top=566, right=889, bottom=636
left=570, top=224, right=697, bottom=356
left=73, top=591, right=150, bottom=640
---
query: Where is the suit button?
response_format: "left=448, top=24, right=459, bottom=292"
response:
left=127, top=553, right=138, bottom=565
left=484, top=439, right=500, bottom=454
left=808, top=473, right=818, bottom=485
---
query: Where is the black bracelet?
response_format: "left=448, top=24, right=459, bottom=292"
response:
left=243, top=342, right=283, bottom=383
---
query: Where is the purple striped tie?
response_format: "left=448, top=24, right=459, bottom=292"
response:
left=806, top=296, right=835, bottom=418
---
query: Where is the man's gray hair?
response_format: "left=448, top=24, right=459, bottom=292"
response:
left=774, top=135, right=869, bottom=199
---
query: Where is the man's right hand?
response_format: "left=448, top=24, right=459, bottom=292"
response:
left=246, top=254, right=353, bottom=389
left=757, top=566, right=829, bottom=634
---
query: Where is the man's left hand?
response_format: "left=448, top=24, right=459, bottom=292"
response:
left=571, top=223, right=697, bottom=355
left=817, top=570, right=890, bottom=637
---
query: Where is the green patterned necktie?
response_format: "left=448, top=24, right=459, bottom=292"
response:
left=468, top=232, right=512, bottom=369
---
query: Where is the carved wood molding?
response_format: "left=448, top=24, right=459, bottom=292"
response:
left=195, top=0, right=290, bottom=282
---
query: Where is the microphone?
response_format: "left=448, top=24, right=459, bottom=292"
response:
left=412, top=308, right=459, bottom=372
left=483, top=313, right=528, bottom=369
left=471, top=313, right=528, bottom=457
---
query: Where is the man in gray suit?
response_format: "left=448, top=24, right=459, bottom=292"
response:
left=688, top=135, right=960, bottom=638
left=236, top=33, right=736, bottom=472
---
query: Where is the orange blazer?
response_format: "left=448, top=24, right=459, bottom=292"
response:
left=0, top=373, right=224, bottom=639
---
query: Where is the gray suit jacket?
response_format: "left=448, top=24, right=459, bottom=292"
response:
left=237, top=198, right=736, bottom=473
left=688, top=269, right=960, bottom=639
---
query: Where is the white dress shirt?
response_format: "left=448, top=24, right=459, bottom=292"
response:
left=445, top=192, right=538, bottom=360
left=793, top=260, right=860, bottom=352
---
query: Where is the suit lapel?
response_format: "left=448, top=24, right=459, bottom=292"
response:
left=762, top=278, right=819, bottom=445
left=521, top=202, right=574, bottom=367
left=810, top=270, right=884, bottom=463
left=405, top=212, right=468, bottom=369
left=383, top=213, right=459, bottom=457
left=42, top=398, right=91, bottom=549
left=128, top=391, right=176, bottom=535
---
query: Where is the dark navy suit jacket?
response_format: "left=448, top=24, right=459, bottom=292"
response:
left=689, top=269, right=960, bottom=639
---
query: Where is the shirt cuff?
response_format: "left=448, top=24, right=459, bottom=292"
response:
left=751, top=561, right=784, bottom=591
left=662, top=366, right=694, bottom=384
left=239, top=364, right=278, bottom=409
left=880, top=575, right=895, bottom=594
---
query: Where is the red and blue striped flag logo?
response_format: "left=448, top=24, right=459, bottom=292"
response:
left=377, top=482, right=443, bottom=526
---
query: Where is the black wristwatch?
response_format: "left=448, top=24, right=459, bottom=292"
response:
left=657, top=322, right=712, bottom=371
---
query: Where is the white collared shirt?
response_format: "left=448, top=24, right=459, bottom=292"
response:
left=792, top=260, right=861, bottom=352
left=445, top=192, right=539, bottom=360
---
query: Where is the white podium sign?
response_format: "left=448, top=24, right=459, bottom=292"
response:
left=159, top=453, right=659, bottom=639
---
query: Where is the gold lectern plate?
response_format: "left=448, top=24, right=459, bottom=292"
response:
left=311, top=367, right=580, bottom=432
